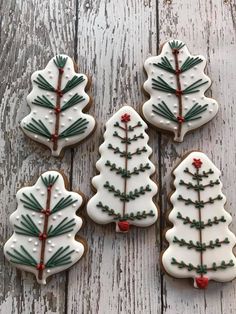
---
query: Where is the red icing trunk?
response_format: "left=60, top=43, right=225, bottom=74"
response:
left=195, top=276, right=209, bottom=289
left=118, top=221, right=130, bottom=232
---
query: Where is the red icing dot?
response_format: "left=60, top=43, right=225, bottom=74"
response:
left=121, top=114, right=131, bottom=123
left=118, top=221, right=130, bottom=232
left=36, top=263, right=45, bottom=270
left=177, top=116, right=185, bottom=123
left=175, top=69, right=181, bottom=75
left=195, top=276, right=209, bottom=289
left=192, top=158, right=202, bottom=169
left=51, top=134, right=58, bottom=142
left=41, top=209, right=50, bottom=216
left=39, top=233, right=47, bottom=240
left=172, top=48, right=179, bottom=55
left=55, top=89, right=63, bottom=97
left=175, top=89, right=182, bottom=97
left=54, top=107, right=61, bottom=114
left=59, top=68, right=64, bottom=74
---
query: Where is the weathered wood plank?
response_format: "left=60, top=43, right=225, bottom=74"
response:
left=159, top=1, right=236, bottom=313
left=68, top=1, right=161, bottom=313
left=0, top=0, right=76, bottom=313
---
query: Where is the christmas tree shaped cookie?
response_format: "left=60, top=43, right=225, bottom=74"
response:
left=21, top=55, right=95, bottom=156
left=4, top=171, right=86, bottom=284
left=162, top=152, right=236, bottom=288
left=87, top=106, right=158, bottom=232
left=142, top=40, right=219, bottom=142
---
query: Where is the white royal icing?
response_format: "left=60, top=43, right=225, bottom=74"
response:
left=87, top=105, right=158, bottom=232
left=142, top=40, right=219, bottom=142
left=21, top=55, right=95, bottom=156
left=162, top=152, right=236, bottom=288
left=4, top=171, right=85, bottom=284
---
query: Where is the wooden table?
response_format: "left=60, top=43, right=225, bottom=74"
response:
left=1, top=0, right=236, bottom=313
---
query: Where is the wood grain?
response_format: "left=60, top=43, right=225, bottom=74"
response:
left=1, top=0, right=236, bottom=313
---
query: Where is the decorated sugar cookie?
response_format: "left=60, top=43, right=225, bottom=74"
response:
left=21, top=55, right=95, bottom=157
left=87, top=106, right=158, bottom=232
left=142, top=40, right=218, bottom=142
left=4, top=171, right=86, bottom=284
left=162, top=152, right=236, bottom=289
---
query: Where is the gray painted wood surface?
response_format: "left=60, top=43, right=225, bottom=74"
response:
left=0, top=0, right=235, bottom=313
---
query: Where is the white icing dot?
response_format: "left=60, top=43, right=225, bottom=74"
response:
left=191, top=75, right=194, bottom=78
left=68, top=93, right=72, bottom=96
left=50, top=97, right=54, bottom=100
left=185, top=96, right=188, bottom=99
left=72, top=203, right=77, bottom=207
left=65, top=75, right=69, bottom=79
left=68, top=117, right=72, bottom=121
left=170, top=59, right=173, bottom=62
left=63, top=99, right=67, bottom=103
left=169, top=76, right=173, bottom=79
left=34, top=135, right=38, bottom=139
left=47, top=93, right=50, bottom=96
left=184, top=83, right=188, bottom=87
left=73, top=107, right=77, bottom=111
left=48, top=71, right=51, bottom=74
left=34, top=242, right=39, bottom=246
left=51, top=243, right=55, bottom=247
left=160, top=72, right=164, bottom=76
left=209, top=109, right=213, bottom=113
left=160, top=120, right=164, bottom=124
left=45, top=116, right=48, bottom=120
left=65, top=138, right=69, bottom=142
left=174, top=126, right=178, bottom=130
left=47, top=139, right=50, bottom=142
left=61, top=124, right=65, bottom=128
left=168, top=94, right=171, bottom=97
left=188, top=123, right=192, bottom=127
left=32, top=213, right=35, bottom=217
left=212, top=102, right=216, bottom=105
left=194, top=66, right=197, bottom=69
left=173, top=104, right=177, bottom=108
left=75, top=249, right=80, bottom=253
left=49, top=110, right=53, bottom=115
left=151, top=113, right=154, bottom=117
left=41, top=192, right=45, bottom=196
left=48, top=248, right=52, bottom=252
left=40, top=214, right=43, bottom=218
left=49, top=75, right=53, bottom=79
left=55, top=187, right=59, bottom=191
left=166, top=121, right=170, bottom=125
left=47, top=240, right=52, bottom=244
left=201, top=96, right=205, bottom=100
left=38, top=220, right=42, bottom=225
left=47, top=269, right=51, bottom=273
left=28, top=238, right=32, bottom=242
left=11, top=245, right=15, bottom=248
left=157, top=96, right=161, bottom=100
left=33, top=248, right=37, bottom=252
left=184, top=106, right=188, bottom=110
left=165, top=51, right=169, bottom=55
left=61, top=113, right=65, bottom=117
left=52, top=216, right=57, bottom=220
left=58, top=212, right=62, bottom=217
left=181, top=75, right=185, bottom=78
left=13, top=239, right=17, bottom=243
left=36, top=187, right=40, bottom=191
left=16, top=216, right=20, bottom=220
left=192, top=98, right=196, bottom=102
left=85, top=2, right=90, bottom=8
left=58, top=192, right=62, bottom=195
left=67, top=234, right=72, bottom=238
left=170, top=81, right=174, bottom=84
left=49, top=120, right=53, bottom=124
left=33, top=111, right=37, bottom=115
left=173, top=110, right=177, bottom=114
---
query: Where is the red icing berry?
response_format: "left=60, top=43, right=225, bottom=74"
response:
left=121, top=114, right=131, bottom=123
left=192, top=158, right=202, bottom=169
left=58, top=68, right=64, bottom=74
left=175, top=89, right=182, bottom=97
left=177, top=116, right=185, bottom=123
left=172, top=48, right=179, bottom=55
left=41, top=209, right=50, bottom=216
left=118, top=221, right=130, bottom=232
left=55, top=89, right=63, bottom=97
left=51, top=134, right=58, bottom=142
left=54, top=107, right=61, bottom=114
left=39, top=233, right=47, bottom=240
left=175, top=69, right=181, bottom=75
left=195, top=276, right=209, bottom=289
left=36, top=263, right=45, bottom=271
